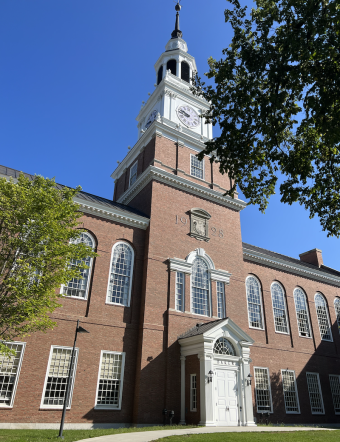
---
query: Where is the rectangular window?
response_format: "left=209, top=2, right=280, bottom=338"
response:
left=41, top=346, right=78, bottom=409
left=329, top=375, right=340, bottom=414
left=176, top=272, right=185, bottom=312
left=0, top=342, right=25, bottom=408
left=216, top=281, right=225, bottom=319
left=95, top=351, right=125, bottom=409
left=190, top=374, right=197, bottom=412
left=129, top=161, right=138, bottom=187
left=254, top=367, right=272, bottom=413
left=306, top=372, right=324, bottom=414
left=190, top=155, right=204, bottom=180
left=281, top=370, right=300, bottom=414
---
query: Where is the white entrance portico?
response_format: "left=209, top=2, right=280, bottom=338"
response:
left=179, top=318, right=256, bottom=427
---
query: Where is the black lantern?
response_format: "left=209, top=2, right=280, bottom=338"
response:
left=247, top=373, right=253, bottom=386
left=169, top=410, right=175, bottom=426
left=208, top=370, right=214, bottom=383
left=162, top=408, right=168, bottom=426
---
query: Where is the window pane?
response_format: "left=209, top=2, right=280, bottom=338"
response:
left=271, top=283, right=288, bottom=334
left=293, top=288, right=311, bottom=337
left=190, top=374, right=197, bottom=411
left=191, top=257, right=210, bottom=316
left=282, top=370, right=299, bottom=413
left=334, top=298, right=340, bottom=335
left=330, top=375, right=340, bottom=413
left=107, top=243, right=133, bottom=306
left=306, top=372, right=324, bottom=414
left=190, top=155, right=204, bottom=180
left=246, top=276, right=263, bottom=329
left=96, top=352, right=124, bottom=408
left=217, top=281, right=225, bottom=319
left=213, top=338, right=235, bottom=355
left=315, top=293, right=332, bottom=341
left=254, top=368, right=272, bottom=412
left=129, top=162, right=138, bottom=187
left=0, top=343, right=24, bottom=407
left=176, top=272, right=185, bottom=312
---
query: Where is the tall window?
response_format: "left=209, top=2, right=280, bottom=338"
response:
left=329, top=375, right=340, bottom=414
left=306, top=372, right=324, bottom=414
left=157, top=66, right=163, bottom=85
left=315, top=293, right=332, bottom=341
left=41, top=346, right=78, bottom=409
left=254, top=367, right=272, bottom=413
left=176, top=272, right=185, bottom=312
left=271, top=282, right=289, bottom=334
left=246, top=276, right=264, bottom=329
left=191, top=257, right=210, bottom=316
left=181, top=61, right=190, bottom=83
left=334, top=298, right=340, bottom=335
left=281, top=369, right=300, bottom=414
left=107, top=242, right=134, bottom=307
left=62, top=232, right=95, bottom=299
left=129, top=161, right=138, bottom=187
left=190, top=374, right=197, bottom=411
left=190, top=155, right=204, bottom=180
left=0, top=342, right=25, bottom=407
left=95, top=351, right=125, bottom=409
left=293, top=288, right=311, bottom=338
left=167, top=59, right=177, bottom=76
left=216, top=281, right=225, bottom=319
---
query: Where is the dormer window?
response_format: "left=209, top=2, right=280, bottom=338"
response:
left=167, top=59, right=177, bottom=76
left=181, top=61, right=190, bottom=83
left=157, top=66, right=163, bottom=85
left=129, top=161, right=138, bottom=187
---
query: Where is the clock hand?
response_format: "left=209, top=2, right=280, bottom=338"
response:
left=179, top=110, right=190, bottom=117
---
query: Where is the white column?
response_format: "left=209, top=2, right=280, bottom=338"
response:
left=177, top=59, right=182, bottom=80
left=180, top=356, right=186, bottom=425
left=163, top=62, right=167, bottom=81
left=241, top=348, right=256, bottom=426
left=164, top=91, right=171, bottom=120
left=198, top=353, right=215, bottom=426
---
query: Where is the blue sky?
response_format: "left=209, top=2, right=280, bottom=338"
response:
left=1, top=0, right=339, bottom=270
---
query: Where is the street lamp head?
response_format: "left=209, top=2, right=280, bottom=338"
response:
left=77, top=326, right=90, bottom=334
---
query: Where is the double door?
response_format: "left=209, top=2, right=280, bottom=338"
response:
left=215, top=369, right=239, bottom=426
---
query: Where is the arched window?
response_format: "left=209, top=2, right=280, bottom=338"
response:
left=246, top=276, right=264, bottom=329
left=157, top=66, right=163, bottom=85
left=293, top=288, right=311, bottom=337
left=334, top=298, right=340, bottom=334
left=62, top=231, right=95, bottom=299
left=167, top=59, right=177, bottom=76
left=181, top=61, right=190, bottom=83
left=271, top=282, right=289, bottom=334
left=191, top=257, right=210, bottom=316
left=213, top=338, right=235, bottom=356
left=315, top=293, right=332, bottom=341
left=107, top=242, right=134, bottom=307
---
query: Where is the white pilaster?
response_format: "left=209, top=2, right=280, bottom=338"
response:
left=180, top=356, right=186, bottom=425
left=241, top=346, right=256, bottom=426
left=198, top=352, right=215, bottom=426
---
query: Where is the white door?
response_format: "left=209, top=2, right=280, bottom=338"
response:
left=215, top=369, right=239, bottom=426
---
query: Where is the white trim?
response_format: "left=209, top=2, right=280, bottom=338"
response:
left=216, top=281, right=226, bottom=319
left=0, top=341, right=26, bottom=408
left=190, top=373, right=197, bottom=412
left=116, top=165, right=247, bottom=212
left=315, top=292, right=333, bottom=342
left=94, top=350, right=126, bottom=410
left=270, top=282, right=290, bottom=335
left=169, top=258, right=192, bottom=274
left=190, top=153, right=204, bottom=180
left=293, top=287, right=312, bottom=339
left=245, top=275, right=265, bottom=331
left=306, top=372, right=325, bottom=415
left=253, top=367, right=273, bottom=413
left=175, top=271, right=185, bottom=313
left=106, top=242, right=134, bottom=308
left=129, top=161, right=138, bottom=187
left=281, top=369, right=300, bottom=414
left=40, top=345, right=79, bottom=410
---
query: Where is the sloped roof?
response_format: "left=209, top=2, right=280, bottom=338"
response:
left=178, top=318, right=226, bottom=340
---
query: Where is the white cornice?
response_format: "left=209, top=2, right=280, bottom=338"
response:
left=209, top=269, right=232, bottom=284
left=117, top=165, right=247, bottom=212
left=243, top=246, right=340, bottom=287
left=169, top=258, right=193, bottom=274
left=74, top=197, right=149, bottom=230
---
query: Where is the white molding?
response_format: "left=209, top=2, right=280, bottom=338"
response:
left=209, top=269, right=231, bottom=284
left=74, top=197, right=149, bottom=230
left=243, top=246, right=340, bottom=286
left=169, top=258, right=192, bottom=274
left=117, top=165, right=246, bottom=212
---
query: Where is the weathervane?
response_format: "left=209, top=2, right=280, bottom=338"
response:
left=171, top=0, right=183, bottom=38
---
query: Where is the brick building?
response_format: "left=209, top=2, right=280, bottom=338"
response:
left=1, top=4, right=340, bottom=428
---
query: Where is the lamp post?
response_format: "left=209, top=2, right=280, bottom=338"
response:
left=58, top=320, right=89, bottom=439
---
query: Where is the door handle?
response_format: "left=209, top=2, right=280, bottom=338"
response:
left=226, top=406, right=229, bottom=411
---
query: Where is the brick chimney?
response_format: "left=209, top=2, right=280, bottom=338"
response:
left=299, top=249, right=323, bottom=267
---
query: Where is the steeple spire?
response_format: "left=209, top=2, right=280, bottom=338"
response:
left=171, top=1, right=183, bottom=39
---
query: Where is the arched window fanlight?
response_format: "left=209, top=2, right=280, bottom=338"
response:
left=293, top=288, right=311, bottom=337
left=191, top=257, right=210, bottom=316
left=271, top=282, right=289, bottom=334
left=246, top=276, right=264, bottom=329
left=157, top=66, right=163, bottom=85
left=213, top=338, right=235, bottom=356
left=334, top=298, right=340, bottom=334
left=181, top=61, right=190, bottom=83
left=107, top=242, right=134, bottom=307
left=62, top=231, right=95, bottom=299
left=315, top=293, right=332, bottom=341
left=167, top=59, right=177, bottom=76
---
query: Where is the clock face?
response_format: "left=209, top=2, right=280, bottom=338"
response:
left=145, top=110, right=157, bottom=129
left=177, top=105, right=200, bottom=128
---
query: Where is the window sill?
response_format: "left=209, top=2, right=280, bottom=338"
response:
left=39, top=407, right=71, bottom=411
left=94, top=406, right=121, bottom=411
left=298, top=335, right=312, bottom=339
left=105, top=302, right=129, bottom=308
left=0, top=406, right=13, bottom=409
left=63, top=296, right=87, bottom=302
left=311, top=412, right=325, bottom=415
left=249, top=326, right=265, bottom=331
left=274, top=331, right=290, bottom=336
left=285, top=411, right=300, bottom=414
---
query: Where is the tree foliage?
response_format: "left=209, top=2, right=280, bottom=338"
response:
left=0, top=174, right=97, bottom=355
left=193, top=0, right=340, bottom=236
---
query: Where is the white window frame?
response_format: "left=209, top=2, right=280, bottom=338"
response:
left=281, top=369, right=300, bottom=414
left=106, top=241, right=134, bottom=308
left=190, top=154, right=204, bottom=180
left=270, top=282, right=289, bottom=335
left=190, top=374, right=197, bottom=412
left=61, top=231, right=95, bottom=301
left=190, top=257, right=212, bottom=317
left=175, top=271, right=185, bottom=312
left=329, top=374, right=340, bottom=414
left=315, top=292, right=333, bottom=342
left=129, top=161, right=138, bottom=187
left=254, top=367, right=273, bottom=413
left=0, top=341, right=26, bottom=408
left=306, top=372, right=325, bottom=415
left=334, top=298, right=340, bottom=335
left=245, top=275, right=265, bottom=330
left=40, top=345, right=79, bottom=410
left=216, top=281, right=226, bottom=319
left=293, top=287, right=312, bottom=339
left=94, top=350, right=126, bottom=410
